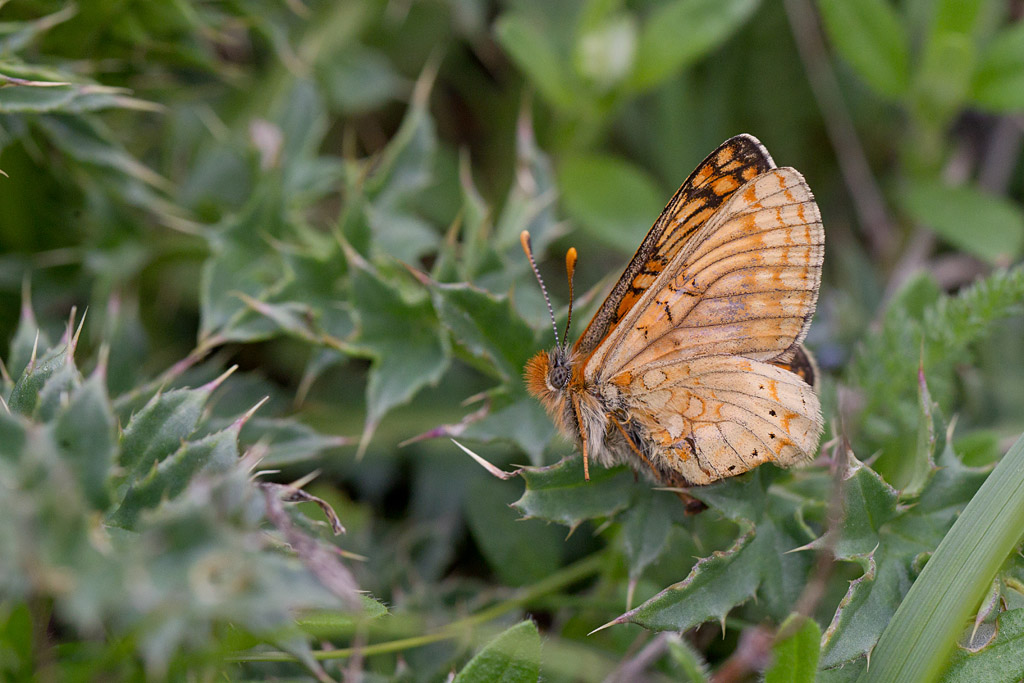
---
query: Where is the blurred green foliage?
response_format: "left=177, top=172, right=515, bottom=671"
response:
left=3, top=0, right=1024, bottom=680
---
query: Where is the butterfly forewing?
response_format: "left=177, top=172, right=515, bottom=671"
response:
left=588, top=167, right=823, bottom=381
left=574, top=135, right=776, bottom=358
left=586, top=165, right=824, bottom=483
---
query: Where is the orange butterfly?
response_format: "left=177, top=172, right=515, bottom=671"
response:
left=523, top=135, right=824, bottom=492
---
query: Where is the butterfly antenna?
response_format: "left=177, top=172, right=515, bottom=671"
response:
left=520, top=231, right=559, bottom=349
left=563, top=247, right=577, bottom=352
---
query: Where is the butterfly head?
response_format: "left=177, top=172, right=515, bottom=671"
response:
left=524, top=346, right=575, bottom=410
left=521, top=231, right=579, bottom=418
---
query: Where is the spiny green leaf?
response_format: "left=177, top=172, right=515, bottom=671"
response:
left=238, top=417, right=351, bottom=468
left=348, top=261, right=449, bottom=453
left=850, top=266, right=1024, bottom=486
left=33, top=115, right=169, bottom=191
left=0, top=410, right=27, bottom=461
left=466, top=476, right=563, bottom=587
left=427, top=279, right=537, bottom=383
left=459, top=394, right=555, bottom=465
left=199, top=184, right=289, bottom=344
left=119, top=378, right=224, bottom=481
left=824, top=457, right=900, bottom=561
left=821, top=553, right=908, bottom=668
left=454, top=620, right=541, bottom=683
left=861, top=430, right=1024, bottom=682
left=52, top=370, right=115, bottom=510
left=689, top=466, right=774, bottom=523
left=444, top=155, right=494, bottom=283
left=512, top=456, right=634, bottom=528
left=613, top=522, right=766, bottom=631
left=0, top=80, right=150, bottom=114
left=620, top=491, right=676, bottom=580
left=906, top=364, right=938, bottom=497
left=110, top=425, right=242, bottom=530
left=8, top=342, right=78, bottom=419
left=0, top=5, right=75, bottom=53
left=605, top=467, right=813, bottom=633
left=940, top=608, right=1024, bottom=682
left=915, top=427, right=993, bottom=520
left=365, top=75, right=436, bottom=205
left=6, top=297, right=50, bottom=382
left=821, top=435, right=992, bottom=668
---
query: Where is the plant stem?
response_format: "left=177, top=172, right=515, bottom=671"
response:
left=235, top=550, right=607, bottom=663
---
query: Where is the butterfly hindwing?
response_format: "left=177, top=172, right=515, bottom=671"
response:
left=615, top=355, right=823, bottom=485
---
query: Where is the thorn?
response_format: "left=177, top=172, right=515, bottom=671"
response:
left=338, top=548, right=368, bottom=562
left=288, top=469, right=321, bottom=491
left=336, top=234, right=371, bottom=272
left=460, top=391, right=489, bottom=407
left=241, top=441, right=271, bottom=471
left=451, top=439, right=521, bottom=479
left=203, top=364, right=238, bottom=392
left=355, top=418, right=375, bottom=461
left=785, top=539, right=821, bottom=554
left=234, top=396, right=269, bottom=430
left=588, top=617, right=623, bottom=636
left=720, top=614, right=727, bottom=639
left=62, top=305, right=77, bottom=346
left=253, top=469, right=281, bottom=478
left=70, top=306, right=88, bottom=353
left=29, top=330, right=40, bottom=370
left=592, top=518, right=614, bottom=536
left=626, top=578, right=637, bottom=611
left=400, top=425, right=454, bottom=447
left=401, top=261, right=432, bottom=287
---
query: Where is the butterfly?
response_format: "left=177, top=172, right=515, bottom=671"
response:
left=522, top=135, right=824, bottom=492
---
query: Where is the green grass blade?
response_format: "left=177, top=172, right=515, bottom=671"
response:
left=860, top=431, right=1024, bottom=682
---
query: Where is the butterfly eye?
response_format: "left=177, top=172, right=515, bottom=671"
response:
left=548, top=362, right=570, bottom=390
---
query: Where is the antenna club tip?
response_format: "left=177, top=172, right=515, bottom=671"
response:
left=566, top=247, right=578, bottom=273
left=519, top=230, right=532, bottom=254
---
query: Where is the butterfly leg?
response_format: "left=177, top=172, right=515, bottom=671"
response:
left=571, top=392, right=590, bottom=481
left=610, top=415, right=706, bottom=514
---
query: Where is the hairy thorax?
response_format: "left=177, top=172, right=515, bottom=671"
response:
left=524, top=348, right=668, bottom=477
